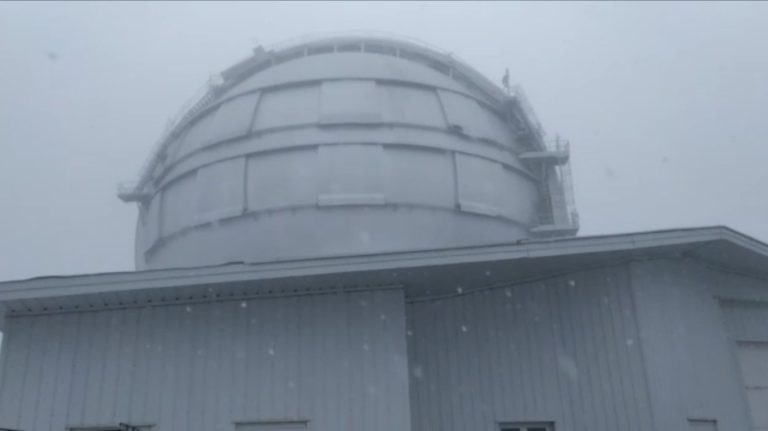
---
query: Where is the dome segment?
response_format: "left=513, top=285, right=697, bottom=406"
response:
left=120, top=36, right=577, bottom=269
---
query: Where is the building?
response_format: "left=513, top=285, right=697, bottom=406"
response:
left=1, top=36, right=767, bottom=431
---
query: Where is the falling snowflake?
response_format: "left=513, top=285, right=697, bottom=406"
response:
left=412, top=365, right=424, bottom=379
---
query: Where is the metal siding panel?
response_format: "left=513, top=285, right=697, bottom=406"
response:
left=246, top=148, right=321, bottom=211
left=82, top=312, right=109, bottom=424
left=161, top=173, right=197, bottom=236
left=222, top=53, right=473, bottom=103
left=721, top=302, right=768, bottom=342
left=202, top=301, right=221, bottom=431
left=455, top=153, right=504, bottom=217
left=0, top=290, right=410, bottom=431
left=197, top=157, right=246, bottom=222
left=319, top=80, right=380, bottom=123
left=66, top=312, right=93, bottom=426
left=144, top=195, right=161, bottom=249
left=318, top=144, right=385, bottom=206
left=117, top=309, right=141, bottom=423
left=253, top=84, right=320, bottom=130
left=49, top=314, right=80, bottom=431
left=407, top=266, right=653, bottom=431
left=736, top=343, right=768, bottom=429
left=176, top=109, right=220, bottom=160
left=186, top=301, right=208, bottom=431
left=380, top=84, right=446, bottom=128
left=499, top=168, right=538, bottom=223
left=631, top=260, right=754, bottom=431
left=384, top=147, right=454, bottom=208
left=437, top=90, right=510, bottom=144
left=35, top=314, right=64, bottom=431
left=18, top=316, right=44, bottom=430
left=144, top=305, right=165, bottom=424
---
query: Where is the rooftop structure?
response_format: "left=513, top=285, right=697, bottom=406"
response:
left=3, top=36, right=767, bottom=431
left=118, top=36, right=578, bottom=270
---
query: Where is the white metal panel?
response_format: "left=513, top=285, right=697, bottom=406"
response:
left=161, top=173, right=197, bottom=236
left=319, top=80, right=380, bottom=123
left=143, top=195, right=161, bottom=249
left=207, top=92, right=261, bottom=143
left=737, top=343, right=768, bottom=430
left=737, top=343, right=768, bottom=386
left=499, top=168, right=539, bottom=223
left=318, top=144, right=385, bottom=206
left=380, top=84, right=445, bottom=128
left=438, top=90, right=509, bottom=144
left=746, top=390, right=768, bottom=430
left=175, top=109, right=219, bottom=159
left=721, top=301, right=768, bottom=342
left=253, top=85, right=320, bottom=130
left=0, top=290, right=410, bottom=431
left=222, top=52, right=478, bottom=103
left=631, top=261, right=755, bottom=431
left=384, top=147, right=454, bottom=208
left=246, top=147, right=321, bottom=211
left=407, top=265, right=654, bottom=431
left=455, top=153, right=504, bottom=216
left=197, top=157, right=246, bottom=222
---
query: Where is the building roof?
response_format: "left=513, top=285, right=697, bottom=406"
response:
left=1, top=226, right=767, bottom=323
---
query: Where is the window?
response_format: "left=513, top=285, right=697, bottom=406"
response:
left=196, top=157, right=246, bottom=222
left=688, top=419, right=718, bottom=431
left=235, top=420, right=308, bottom=431
left=69, top=424, right=152, bottom=431
left=500, top=422, right=554, bottom=431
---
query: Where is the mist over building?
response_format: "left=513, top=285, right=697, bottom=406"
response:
left=0, top=36, right=766, bottom=431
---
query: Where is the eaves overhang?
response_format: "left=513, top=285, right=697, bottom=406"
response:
left=1, top=226, right=766, bottom=319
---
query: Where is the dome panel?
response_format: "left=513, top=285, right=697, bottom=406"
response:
left=129, top=36, right=560, bottom=269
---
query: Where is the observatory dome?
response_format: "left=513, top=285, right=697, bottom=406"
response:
left=121, top=35, right=578, bottom=269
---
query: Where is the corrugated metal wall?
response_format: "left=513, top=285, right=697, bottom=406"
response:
left=0, top=289, right=411, bottom=431
left=721, top=301, right=768, bottom=343
left=406, top=265, right=655, bottom=431
left=629, top=260, right=754, bottom=431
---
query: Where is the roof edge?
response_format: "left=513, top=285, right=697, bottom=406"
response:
left=1, top=226, right=766, bottom=300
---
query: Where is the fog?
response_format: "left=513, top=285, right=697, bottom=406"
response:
left=1, top=1, right=767, bottom=281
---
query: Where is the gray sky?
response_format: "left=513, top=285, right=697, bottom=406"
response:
left=1, top=1, right=766, bottom=281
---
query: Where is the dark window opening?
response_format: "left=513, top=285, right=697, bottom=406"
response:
left=307, top=45, right=334, bottom=56
left=336, top=43, right=362, bottom=52
left=500, top=422, right=554, bottom=431
left=364, top=43, right=398, bottom=56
